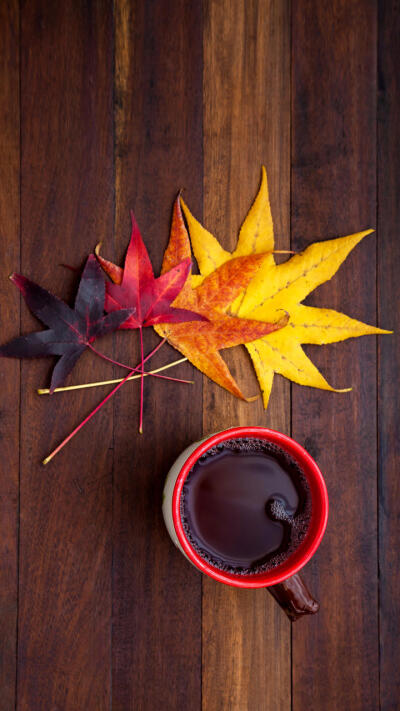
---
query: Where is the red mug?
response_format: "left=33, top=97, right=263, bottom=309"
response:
left=162, top=426, right=328, bottom=621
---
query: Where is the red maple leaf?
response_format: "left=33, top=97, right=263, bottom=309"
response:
left=95, top=210, right=206, bottom=433
left=95, top=211, right=206, bottom=328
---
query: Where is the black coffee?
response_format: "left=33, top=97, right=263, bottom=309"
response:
left=181, top=438, right=311, bottom=575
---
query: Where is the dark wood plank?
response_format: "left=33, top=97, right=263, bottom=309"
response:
left=112, top=1, right=203, bottom=708
left=202, top=2, right=291, bottom=709
left=291, top=1, right=379, bottom=709
left=0, top=1, right=19, bottom=708
left=377, top=2, right=400, bottom=708
left=18, top=2, right=114, bottom=708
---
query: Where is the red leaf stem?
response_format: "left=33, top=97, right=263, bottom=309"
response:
left=139, top=326, right=144, bottom=434
left=87, top=339, right=190, bottom=385
left=42, top=367, right=136, bottom=465
left=87, top=337, right=166, bottom=373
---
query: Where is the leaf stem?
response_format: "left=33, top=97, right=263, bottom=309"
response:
left=87, top=337, right=166, bottom=373
left=42, top=367, right=136, bottom=465
left=139, top=326, right=144, bottom=434
left=37, top=357, right=191, bottom=393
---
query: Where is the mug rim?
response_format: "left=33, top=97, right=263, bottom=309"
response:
left=172, top=426, right=329, bottom=588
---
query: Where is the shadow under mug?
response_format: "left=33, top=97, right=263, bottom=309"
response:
left=162, top=426, right=328, bottom=621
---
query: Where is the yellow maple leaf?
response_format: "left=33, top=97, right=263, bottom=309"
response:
left=181, top=166, right=391, bottom=408
left=154, top=197, right=288, bottom=400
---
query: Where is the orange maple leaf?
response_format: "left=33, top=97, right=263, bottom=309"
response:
left=154, top=197, right=288, bottom=400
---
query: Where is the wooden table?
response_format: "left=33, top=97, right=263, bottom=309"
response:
left=1, top=1, right=398, bottom=709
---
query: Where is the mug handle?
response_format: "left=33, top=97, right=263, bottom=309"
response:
left=266, top=573, right=319, bottom=621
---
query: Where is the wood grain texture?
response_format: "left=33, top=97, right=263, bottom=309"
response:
left=18, top=2, right=114, bottom=708
left=202, top=2, right=291, bottom=709
left=377, top=1, right=400, bottom=708
left=291, top=1, right=379, bottom=709
left=111, top=1, right=203, bottom=708
left=0, top=2, right=398, bottom=709
left=0, top=1, right=19, bottom=708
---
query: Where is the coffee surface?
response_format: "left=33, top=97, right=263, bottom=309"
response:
left=181, top=438, right=311, bottom=575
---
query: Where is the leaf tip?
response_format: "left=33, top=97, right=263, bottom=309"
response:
left=180, top=195, right=189, bottom=213
left=374, top=327, right=393, bottom=335
left=130, top=209, right=138, bottom=228
left=356, top=228, right=375, bottom=241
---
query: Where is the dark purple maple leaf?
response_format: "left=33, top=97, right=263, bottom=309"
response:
left=0, top=255, right=133, bottom=392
